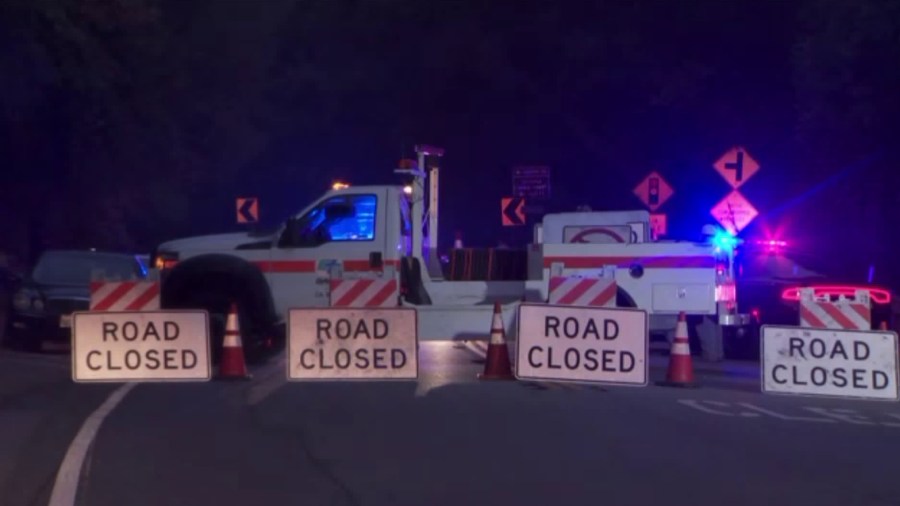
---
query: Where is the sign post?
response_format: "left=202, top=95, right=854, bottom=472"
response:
left=287, top=308, right=418, bottom=380
left=72, top=311, right=211, bottom=382
left=761, top=325, right=899, bottom=401
left=515, top=304, right=648, bottom=386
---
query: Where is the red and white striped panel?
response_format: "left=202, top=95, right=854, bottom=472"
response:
left=90, top=281, right=161, bottom=311
left=799, top=291, right=871, bottom=330
left=548, top=276, right=617, bottom=307
left=329, top=278, right=398, bottom=308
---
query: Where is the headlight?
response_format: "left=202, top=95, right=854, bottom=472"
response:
left=13, top=291, right=31, bottom=311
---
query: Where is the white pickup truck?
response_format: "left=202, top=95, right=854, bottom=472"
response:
left=150, top=145, right=749, bottom=361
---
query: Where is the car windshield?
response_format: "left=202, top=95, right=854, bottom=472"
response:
left=31, top=251, right=139, bottom=286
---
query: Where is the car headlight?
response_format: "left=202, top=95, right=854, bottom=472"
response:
left=13, top=290, right=44, bottom=312
left=13, top=291, right=32, bottom=311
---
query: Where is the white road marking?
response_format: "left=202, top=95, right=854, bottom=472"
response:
left=680, top=398, right=900, bottom=428
left=246, top=353, right=288, bottom=406
left=737, top=403, right=836, bottom=423
left=48, top=383, right=136, bottom=506
left=678, top=399, right=760, bottom=417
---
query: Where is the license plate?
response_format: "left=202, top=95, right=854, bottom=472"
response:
left=60, top=314, right=72, bottom=328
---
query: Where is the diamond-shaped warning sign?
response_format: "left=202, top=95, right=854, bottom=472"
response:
left=633, top=171, right=674, bottom=211
left=713, top=147, right=760, bottom=189
left=710, top=190, right=758, bottom=235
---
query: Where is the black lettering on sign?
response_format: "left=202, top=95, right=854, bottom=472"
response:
left=165, top=321, right=179, bottom=341
left=545, top=317, right=560, bottom=337
left=125, top=350, right=141, bottom=369
left=619, top=351, right=635, bottom=372
left=391, top=349, right=407, bottom=368
left=103, top=322, right=118, bottom=342
left=353, top=320, right=371, bottom=339
left=810, top=367, right=827, bottom=386
left=107, top=351, right=122, bottom=370
left=164, top=349, right=177, bottom=369
left=854, top=341, right=870, bottom=361
left=336, top=319, right=352, bottom=339
left=528, top=346, right=543, bottom=367
left=373, top=348, right=387, bottom=369
left=810, top=339, right=826, bottom=359
left=563, top=318, right=579, bottom=338
left=604, top=319, right=619, bottom=340
left=873, top=371, right=890, bottom=390
left=87, top=350, right=102, bottom=371
left=316, top=319, right=331, bottom=343
left=789, top=337, right=805, bottom=359
left=583, top=319, right=600, bottom=340
left=146, top=349, right=161, bottom=370
left=792, top=367, right=807, bottom=385
left=772, top=364, right=787, bottom=384
left=374, top=319, right=388, bottom=339
left=546, top=347, right=562, bottom=369
left=833, top=368, right=848, bottom=387
left=300, top=349, right=315, bottom=369
left=182, top=350, right=197, bottom=369
left=355, top=349, right=370, bottom=368
left=583, top=349, right=598, bottom=371
left=144, top=322, right=160, bottom=341
left=335, top=349, right=351, bottom=369
left=853, top=369, right=867, bottom=389
left=319, top=349, right=333, bottom=369
left=564, top=348, right=580, bottom=370
left=122, top=322, right=139, bottom=341
left=602, top=349, right=616, bottom=372
left=830, top=340, right=848, bottom=360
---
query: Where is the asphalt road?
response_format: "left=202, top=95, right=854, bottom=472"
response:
left=3, top=342, right=900, bottom=506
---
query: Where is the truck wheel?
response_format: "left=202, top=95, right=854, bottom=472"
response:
left=164, top=281, right=271, bottom=365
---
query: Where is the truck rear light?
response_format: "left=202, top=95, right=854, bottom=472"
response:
left=716, top=282, right=736, bottom=303
left=153, top=252, right=179, bottom=270
left=781, top=285, right=891, bottom=304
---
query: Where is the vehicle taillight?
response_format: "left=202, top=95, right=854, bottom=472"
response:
left=781, top=285, right=891, bottom=305
left=716, top=282, right=736, bottom=303
left=153, top=251, right=179, bottom=270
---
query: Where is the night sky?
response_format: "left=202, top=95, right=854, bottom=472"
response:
left=1, top=0, right=898, bottom=283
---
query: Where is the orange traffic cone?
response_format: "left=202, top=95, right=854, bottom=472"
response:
left=479, top=302, right=515, bottom=380
left=219, top=303, right=251, bottom=380
left=657, top=312, right=696, bottom=387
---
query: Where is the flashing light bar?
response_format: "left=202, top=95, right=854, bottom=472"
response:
left=332, top=181, right=350, bottom=190
left=781, top=285, right=892, bottom=305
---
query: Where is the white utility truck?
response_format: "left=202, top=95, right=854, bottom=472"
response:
left=150, top=145, right=749, bottom=361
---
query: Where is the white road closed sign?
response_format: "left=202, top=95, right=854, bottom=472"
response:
left=762, top=325, right=899, bottom=401
left=287, top=308, right=418, bottom=380
left=72, top=311, right=211, bottom=383
left=516, top=303, right=648, bottom=386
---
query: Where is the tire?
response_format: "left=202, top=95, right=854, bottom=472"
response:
left=164, top=279, right=272, bottom=365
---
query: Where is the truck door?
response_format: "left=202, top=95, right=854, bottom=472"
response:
left=268, top=189, right=388, bottom=317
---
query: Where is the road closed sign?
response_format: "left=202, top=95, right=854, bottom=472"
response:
left=762, top=325, right=899, bottom=401
left=515, top=304, right=648, bottom=386
left=287, top=308, right=418, bottom=380
left=72, top=311, right=211, bottom=383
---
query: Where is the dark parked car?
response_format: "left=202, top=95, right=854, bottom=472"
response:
left=725, top=241, right=894, bottom=359
left=6, top=250, right=148, bottom=352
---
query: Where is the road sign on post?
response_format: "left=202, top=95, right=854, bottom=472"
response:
left=287, top=308, right=418, bottom=380
left=236, top=197, right=259, bottom=224
left=515, top=304, right=648, bottom=386
left=710, top=190, right=758, bottom=235
left=761, top=325, right=899, bottom=401
left=713, top=147, right=759, bottom=189
left=71, top=311, right=211, bottom=382
left=649, top=213, right=667, bottom=239
left=512, top=166, right=551, bottom=200
left=501, top=197, right=526, bottom=226
left=633, top=171, right=673, bottom=211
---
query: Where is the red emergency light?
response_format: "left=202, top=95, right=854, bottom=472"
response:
left=781, top=285, right=892, bottom=305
